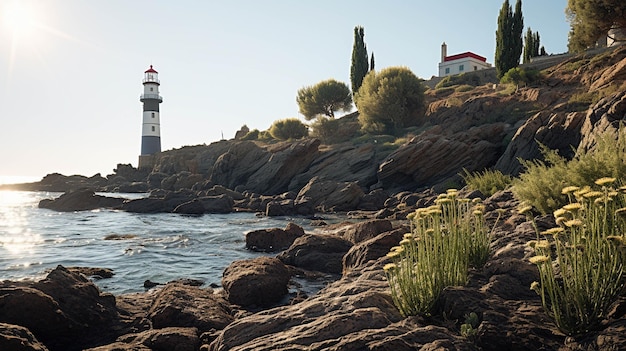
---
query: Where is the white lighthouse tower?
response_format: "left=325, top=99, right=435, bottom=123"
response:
left=138, top=65, right=163, bottom=169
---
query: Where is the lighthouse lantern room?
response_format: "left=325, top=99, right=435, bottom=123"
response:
left=138, top=65, right=163, bottom=169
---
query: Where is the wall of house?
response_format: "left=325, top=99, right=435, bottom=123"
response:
left=438, top=57, right=491, bottom=77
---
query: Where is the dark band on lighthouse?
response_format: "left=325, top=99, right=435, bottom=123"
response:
left=139, top=65, right=162, bottom=167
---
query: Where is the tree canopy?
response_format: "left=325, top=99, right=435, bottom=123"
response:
left=495, top=0, right=524, bottom=79
left=523, top=28, right=541, bottom=64
left=354, top=66, right=425, bottom=135
left=296, top=79, right=353, bottom=120
left=269, top=118, right=309, bottom=140
left=350, top=26, right=369, bottom=95
left=566, top=0, right=626, bottom=52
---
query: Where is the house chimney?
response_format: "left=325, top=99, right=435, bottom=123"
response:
left=441, top=42, right=447, bottom=62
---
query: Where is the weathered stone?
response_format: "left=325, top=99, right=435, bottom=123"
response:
left=88, top=327, right=199, bottom=351
left=222, top=257, right=291, bottom=307
left=147, top=284, right=233, bottom=332
left=295, top=177, right=365, bottom=213
left=278, top=234, right=353, bottom=274
left=378, top=124, right=505, bottom=191
left=0, top=323, right=49, bottom=351
left=331, top=219, right=394, bottom=244
left=38, top=189, right=125, bottom=212
left=245, top=222, right=305, bottom=252
left=343, top=227, right=406, bottom=273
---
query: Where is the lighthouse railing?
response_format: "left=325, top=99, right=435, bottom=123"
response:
left=142, top=77, right=160, bottom=84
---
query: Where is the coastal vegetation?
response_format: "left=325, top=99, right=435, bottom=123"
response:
left=512, top=127, right=626, bottom=214
left=268, top=118, right=309, bottom=140
left=354, top=66, right=426, bottom=134
left=524, top=178, right=626, bottom=335
left=566, top=0, right=626, bottom=52
left=495, top=0, right=524, bottom=78
left=384, top=190, right=495, bottom=317
left=350, top=25, right=371, bottom=96
left=296, top=79, right=353, bottom=120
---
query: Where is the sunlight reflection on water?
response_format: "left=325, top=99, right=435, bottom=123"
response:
left=0, top=191, right=43, bottom=255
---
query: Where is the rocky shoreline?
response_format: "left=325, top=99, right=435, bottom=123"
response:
left=1, top=190, right=626, bottom=350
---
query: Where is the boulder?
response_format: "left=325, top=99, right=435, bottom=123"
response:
left=330, top=219, right=394, bottom=244
left=222, top=257, right=291, bottom=307
left=245, top=222, right=305, bottom=252
left=38, top=189, right=125, bottom=212
left=277, top=234, right=353, bottom=274
left=208, top=263, right=405, bottom=351
left=87, top=327, right=199, bottom=351
left=288, top=142, right=381, bottom=191
left=243, top=139, right=321, bottom=195
left=358, top=189, right=390, bottom=211
left=577, top=91, right=626, bottom=153
left=0, top=323, right=49, bottom=351
left=209, top=141, right=271, bottom=190
left=378, top=124, right=505, bottom=191
left=147, top=284, right=233, bottom=332
left=295, top=177, right=365, bottom=213
left=495, top=110, right=585, bottom=175
left=0, top=265, right=120, bottom=351
left=265, top=199, right=294, bottom=216
left=343, top=227, right=406, bottom=273
left=173, top=195, right=234, bottom=214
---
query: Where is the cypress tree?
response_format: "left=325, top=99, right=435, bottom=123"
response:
left=512, top=0, right=524, bottom=65
left=495, top=0, right=524, bottom=78
left=370, top=52, right=375, bottom=72
left=350, top=26, right=369, bottom=96
left=495, top=0, right=513, bottom=78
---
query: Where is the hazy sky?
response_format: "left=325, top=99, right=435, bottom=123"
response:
left=0, top=0, right=570, bottom=179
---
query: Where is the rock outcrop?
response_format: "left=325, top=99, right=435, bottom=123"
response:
left=221, top=257, right=291, bottom=307
left=245, top=222, right=305, bottom=252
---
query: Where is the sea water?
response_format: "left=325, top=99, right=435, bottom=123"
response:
left=0, top=190, right=322, bottom=295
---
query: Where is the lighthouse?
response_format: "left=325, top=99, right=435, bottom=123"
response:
left=138, top=65, right=162, bottom=169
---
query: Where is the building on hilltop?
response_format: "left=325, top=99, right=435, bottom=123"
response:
left=438, top=42, right=492, bottom=77
left=138, top=65, right=163, bottom=169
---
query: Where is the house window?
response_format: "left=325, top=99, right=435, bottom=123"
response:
left=459, top=64, right=464, bottom=71
left=474, top=66, right=478, bottom=71
left=445, top=67, right=450, bottom=74
left=151, top=112, right=155, bottom=118
left=151, top=126, right=155, bottom=132
left=150, top=87, right=154, bottom=92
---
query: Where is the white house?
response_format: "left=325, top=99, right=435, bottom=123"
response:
left=438, top=42, right=492, bottom=77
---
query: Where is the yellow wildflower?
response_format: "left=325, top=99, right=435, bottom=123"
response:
left=535, top=240, right=550, bottom=250
left=565, top=219, right=583, bottom=227
left=553, top=208, right=567, bottom=218
left=530, top=281, right=540, bottom=292
left=594, top=177, right=616, bottom=186
left=563, top=203, right=582, bottom=211
left=555, top=216, right=567, bottom=227
left=561, top=186, right=580, bottom=195
left=529, top=255, right=550, bottom=264
left=583, top=191, right=604, bottom=199
left=541, top=227, right=565, bottom=236
left=383, top=263, right=398, bottom=272
left=518, top=205, right=533, bottom=215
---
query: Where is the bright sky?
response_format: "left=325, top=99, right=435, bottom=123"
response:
left=0, top=0, right=570, bottom=179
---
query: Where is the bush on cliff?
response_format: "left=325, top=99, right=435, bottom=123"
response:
left=269, top=118, right=309, bottom=140
left=355, top=66, right=426, bottom=135
left=513, top=127, right=626, bottom=214
left=462, top=168, right=513, bottom=196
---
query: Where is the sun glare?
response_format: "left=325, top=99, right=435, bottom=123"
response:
left=2, top=1, right=40, bottom=37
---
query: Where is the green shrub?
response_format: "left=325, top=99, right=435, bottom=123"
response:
left=462, top=168, right=513, bottom=196
left=500, top=67, right=542, bottom=85
left=435, top=73, right=481, bottom=89
left=268, top=118, right=308, bottom=140
left=524, top=178, right=626, bottom=335
left=384, top=190, right=497, bottom=316
left=513, top=127, right=626, bottom=214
